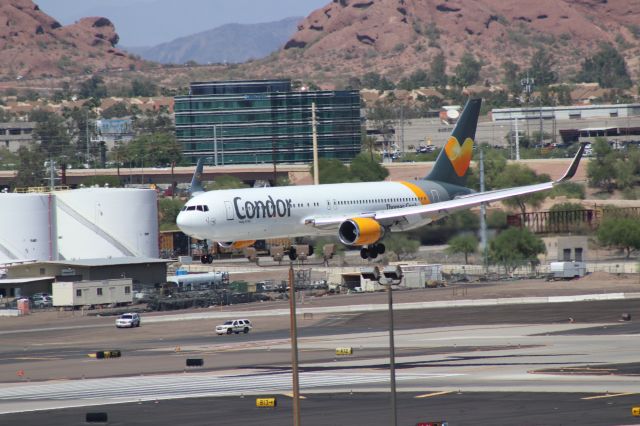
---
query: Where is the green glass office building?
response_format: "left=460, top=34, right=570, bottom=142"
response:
left=174, top=80, right=362, bottom=165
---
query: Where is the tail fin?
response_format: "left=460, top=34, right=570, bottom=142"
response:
left=425, top=98, right=482, bottom=186
left=190, top=157, right=206, bottom=197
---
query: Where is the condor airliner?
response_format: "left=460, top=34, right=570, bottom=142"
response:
left=177, top=98, right=586, bottom=263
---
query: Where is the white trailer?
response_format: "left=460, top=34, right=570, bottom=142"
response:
left=52, top=278, right=133, bottom=307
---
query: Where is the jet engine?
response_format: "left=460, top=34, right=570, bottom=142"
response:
left=338, top=218, right=384, bottom=246
left=218, top=240, right=256, bottom=249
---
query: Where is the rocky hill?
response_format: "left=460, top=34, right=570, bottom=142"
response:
left=248, top=0, right=640, bottom=88
left=125, top=17, right=303, bottom=65
left=0, top=0, right=144, bottom=80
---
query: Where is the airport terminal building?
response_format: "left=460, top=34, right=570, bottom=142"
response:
left=174, top=79, right=362, bottom=165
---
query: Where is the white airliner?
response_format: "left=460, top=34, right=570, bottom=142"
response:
left=177, top=98, right=586, bottom=263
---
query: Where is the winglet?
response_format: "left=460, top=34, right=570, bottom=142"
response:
left=190, top=157, right=206, bottom=197
left=556, top=142, right=588, bottom=183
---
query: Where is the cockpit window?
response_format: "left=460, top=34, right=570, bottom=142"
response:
left=203, top=205, right=209, bottom=212
left=187, top=206, right=196, bottom=211
left=196, top=205, right=203, bottom=212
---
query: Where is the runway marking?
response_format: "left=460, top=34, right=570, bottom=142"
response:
left=415, top=391, right=454, bottom=399
left=581, top=392, right=636, bottom=400
left=282, top=393, right=306, bottom=399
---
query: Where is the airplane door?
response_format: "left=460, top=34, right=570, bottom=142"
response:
left=224, top=201, right=234, bottom=220
left=326, top=200, right=331, bottom=210
left=333, top=199, right=338, bottom=210
left=430, top=190, right=440, bottom=202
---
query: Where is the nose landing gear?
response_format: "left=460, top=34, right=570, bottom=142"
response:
left=200, top=240, right=213, bottom=264
left=360, top=243, right=386, bottom=260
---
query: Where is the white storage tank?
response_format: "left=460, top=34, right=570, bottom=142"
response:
left=0, top=193, right=55, bottom=263
left=55, top=188, right=159, bottom=259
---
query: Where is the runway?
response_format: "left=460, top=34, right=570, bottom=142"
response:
left=1, top=294, right=639, bottom=424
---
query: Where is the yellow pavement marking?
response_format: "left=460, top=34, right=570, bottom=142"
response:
left=581, top=392, right=635, bottom=400
left=282, top=393, right=306, bottom=399
left=415, top=391, right=454, bottom=399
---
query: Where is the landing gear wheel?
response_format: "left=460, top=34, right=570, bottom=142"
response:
left=376, top=243, right=386, bottom=255
left=368, top=246, right=378, bottom=259
left=288, top=246, right=298, bottom=261
left=360, top=248, right=369, bottom=259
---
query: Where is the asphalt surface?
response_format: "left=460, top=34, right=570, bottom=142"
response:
left=2, top=392, right=639, bottom=426
left=2, top=297, right=640, bottom=425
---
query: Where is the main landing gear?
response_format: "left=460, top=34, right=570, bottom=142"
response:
left=360, top=243, right=386, bottom=260
left=200, top=240, right=213, bottom=264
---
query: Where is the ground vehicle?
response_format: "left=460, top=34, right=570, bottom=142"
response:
left=115, top=313, right=141, bottom=328
left=215, top=319, right=252, bottom=335
left=31, top=295, right=52, bottom=308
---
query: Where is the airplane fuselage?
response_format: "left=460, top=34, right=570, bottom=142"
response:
left=176, top=179, right=468, bottom=242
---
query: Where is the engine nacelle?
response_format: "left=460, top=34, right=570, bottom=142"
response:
left=218, top=240, right=256, bottom=249
left=338, top=218, right=384, bottom=246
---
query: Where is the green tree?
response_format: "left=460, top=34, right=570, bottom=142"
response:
left=15, top=147, right=46, bottom=188
left=205, top=175, right=249, bottom=190
left=597, top=216, right=640, bottom=258
left=30, top=109, right=73, bottom=164
left=430, top=52, right=448, bottom=88
left=576, top=44, right=632, bottom=89
left=158, top=198, right=185, bottom=231
left=79, top=75, right=108, bottom=99
left=495, top=164, right=549, bottom=215
left=384, top=233, right=420, bottom=261
left=131, top=78, right=159, bottom=97
left=529, top=47, right=557, bottom=87
left=350, top=153, right=389, bottom=182
left=587, top=138, right=619, bottom=191
left=489, top=227, right=546, bottom=273
left=446, top=234, right=478, bottom=264
left=125, top=133, right=182, bottom=167
left=312, top=158, right=355, bottom=184
left=454, top=52, right=482, bottom=86
left=397, top=69, right=430, bottom=90
left=549, top=181, right=586, bottom=199
left=361, top=72, right=395, bottom=91
left=502, top=60, right=521, bottom=95
left=101, top=102, right=130, bottom=119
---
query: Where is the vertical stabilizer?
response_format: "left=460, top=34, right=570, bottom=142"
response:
left=425, top=98, right=482, bottom=186
left=190, top=158, right=205, bottom=197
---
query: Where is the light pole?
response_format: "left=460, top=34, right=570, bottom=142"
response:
left=288, top=262, right=301, bottom=426
left=360, top=265, right=404, bottom=426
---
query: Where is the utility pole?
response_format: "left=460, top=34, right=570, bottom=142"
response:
left=479, top=148, right=488, bottom=273
left=312, top=102, right=319, bottom=185
left=288, top=264, right=301, bottom=426
left=213, top=125, right=218, bottom=166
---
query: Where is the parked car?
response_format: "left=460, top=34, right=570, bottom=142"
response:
left=31, top=295, right=52, bottom=308
left=115, top=313, right=141, bottom=328
left=215, top=319, right=252, bottom=335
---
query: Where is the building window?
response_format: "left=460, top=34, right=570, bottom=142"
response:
left=124, top=286, right=131, bottom=294
left=569, top=113, right=581, bottom=120
left=39, top=268, right=45, bottom=275
left=97, top=288, right=103, bottom=296
left=76, top=289, right=82, bottom=297
left=610, top=112, right=618, bottom=118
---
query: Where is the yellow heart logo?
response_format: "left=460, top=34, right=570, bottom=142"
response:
left=444, top=136, right=473, bottom=177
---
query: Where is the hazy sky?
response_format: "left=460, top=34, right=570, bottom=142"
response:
left=35, top=0, right=328, bottom=47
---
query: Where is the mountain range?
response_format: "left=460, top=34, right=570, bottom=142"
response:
left=124, top=17, right=302, bottom=65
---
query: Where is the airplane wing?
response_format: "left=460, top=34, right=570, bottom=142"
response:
left=305, top=143, right=587, bottom=230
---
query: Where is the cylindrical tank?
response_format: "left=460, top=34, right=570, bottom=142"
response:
left=55, top=188, right=159, bottom=259
left=0, top=194, right=54, bottom=263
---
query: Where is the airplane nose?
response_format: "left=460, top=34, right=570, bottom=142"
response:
left=176, top=211, right=188, bottom=232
